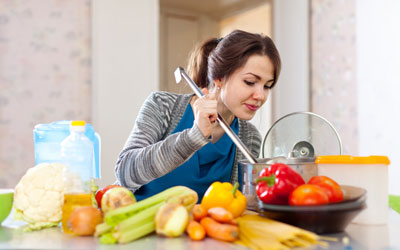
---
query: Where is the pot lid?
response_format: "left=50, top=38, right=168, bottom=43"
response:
left=262, top=112, right=342, bottom=159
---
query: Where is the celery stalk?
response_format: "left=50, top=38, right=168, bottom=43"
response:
left=99, top=232, right=118, bottom=244
left=94, top=222, right=113, bottom=237
left=105, top=186, right=189, bottom=226
left=114, top=214, right=153, bottom=240
left=117, top=202, right=163, bottom=232
left=117, top=221, right=155, bottom=244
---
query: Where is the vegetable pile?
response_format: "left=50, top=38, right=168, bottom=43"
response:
left=256, top=163, right=344, bottom=206
left=11, top=162, right=332, bottom=249
left=94, top=185, right=198, bottom=244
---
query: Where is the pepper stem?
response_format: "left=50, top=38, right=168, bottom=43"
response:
left=255, top=174, right=276, bottom=187
left=232, top=182, right=239, bottom=198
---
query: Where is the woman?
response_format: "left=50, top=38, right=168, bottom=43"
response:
left=115, top=30, right=281, bottom=201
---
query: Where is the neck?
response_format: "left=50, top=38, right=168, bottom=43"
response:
left=217, top=102, right=235, bottom=125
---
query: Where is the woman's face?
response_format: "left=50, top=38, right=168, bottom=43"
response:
left=216, top=55, right=275, bottom=121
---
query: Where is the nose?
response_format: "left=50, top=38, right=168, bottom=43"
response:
left=253, top=85, right=268, bottom=101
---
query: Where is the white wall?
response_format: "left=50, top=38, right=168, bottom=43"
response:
left=265, top=0, right=309, bottom=157
left=356, top=0, right=400, bottom=195
left=92, top=0, right=159, bottom=187
left=272, top=0, right=310, bottom=119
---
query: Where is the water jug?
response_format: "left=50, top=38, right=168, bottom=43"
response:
left=33, top=120, right=101, bottom=178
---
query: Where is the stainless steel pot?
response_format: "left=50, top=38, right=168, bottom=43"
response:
left=239, top=157, right=316, bottom=210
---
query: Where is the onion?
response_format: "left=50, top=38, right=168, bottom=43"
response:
left=155, top=203, right=189, bottom=237
left=101, top=187, right=136, bottom=214
left=68, top=206, right=103, bottom=236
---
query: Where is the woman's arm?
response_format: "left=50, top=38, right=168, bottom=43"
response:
left=115, top=92, right=209, bottom=192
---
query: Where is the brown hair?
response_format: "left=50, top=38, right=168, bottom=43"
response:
left=187, top=30, right=281, bottom=89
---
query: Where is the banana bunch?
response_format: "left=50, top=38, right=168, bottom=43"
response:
left=94, top=186, right=198, bottom=244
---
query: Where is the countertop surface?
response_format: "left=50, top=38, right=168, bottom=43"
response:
left=1, top=209, right=400, bottom=250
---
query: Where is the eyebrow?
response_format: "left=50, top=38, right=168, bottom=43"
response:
left=245, top=73, right=261, bottom=80
left=245, top=72, right=274, bottom=83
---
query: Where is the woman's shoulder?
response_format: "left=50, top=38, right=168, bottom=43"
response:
left=238, top=120, right=261, bottom=138
left=147, top=91, right=192, bottom=106
left=143, top=91, right=193, bottom=136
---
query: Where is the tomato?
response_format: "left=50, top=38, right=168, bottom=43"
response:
left=95, top=184, right=120, bottom=209
left=307, top=176, right=344, bottom=203
left=289, top=184, right=329, bottom=206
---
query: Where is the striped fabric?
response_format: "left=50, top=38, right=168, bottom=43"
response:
left=115, top=91, right=261, bottom=193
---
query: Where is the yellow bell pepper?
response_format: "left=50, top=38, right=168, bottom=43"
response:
left=201, top=181, right=247, bottom=218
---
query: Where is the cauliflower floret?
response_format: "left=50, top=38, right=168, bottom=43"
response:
left=14, top=163, right=67, bottom=229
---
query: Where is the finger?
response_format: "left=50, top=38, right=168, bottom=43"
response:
left=209, top=114, right=217, bottom=123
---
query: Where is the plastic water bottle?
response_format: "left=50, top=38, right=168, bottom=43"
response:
left=60, top=120, right=94, bottom=234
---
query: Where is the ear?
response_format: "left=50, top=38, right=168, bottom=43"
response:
left=201, top=88, right=209, bottom=95
left=214, top=79, right=222, bottom=89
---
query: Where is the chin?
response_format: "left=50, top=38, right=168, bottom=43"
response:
left=236, top=112, right=255, bottom=121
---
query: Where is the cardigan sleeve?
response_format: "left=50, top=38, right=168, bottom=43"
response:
left=246, top=122, right=262, bottom=159
left=114, top=92, right=209, bottom=192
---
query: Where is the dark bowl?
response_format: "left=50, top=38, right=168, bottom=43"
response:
left=256, top=185, right=367, bottom=234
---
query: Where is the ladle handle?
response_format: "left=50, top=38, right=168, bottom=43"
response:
left=174, top=67, right=258, bottom=164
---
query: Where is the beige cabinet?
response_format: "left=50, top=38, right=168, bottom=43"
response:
left=159, top=8, right=219, bottom=93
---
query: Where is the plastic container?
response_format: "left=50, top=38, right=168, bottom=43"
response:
left=61, top=121, right=94, bottom=234
left=61, top=121, right=94, bottom=192
left=33, top=120, right=101, bottom=178
left=316, top=155, right=390, bottom=225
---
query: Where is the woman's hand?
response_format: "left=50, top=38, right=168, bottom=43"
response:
left=192, top=88, right=218, bottom=138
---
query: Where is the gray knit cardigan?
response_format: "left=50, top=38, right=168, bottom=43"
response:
left=115, top=91, right=261, bottom=193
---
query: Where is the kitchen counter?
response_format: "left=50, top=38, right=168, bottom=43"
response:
left=1, top=209, right=400, bottom=250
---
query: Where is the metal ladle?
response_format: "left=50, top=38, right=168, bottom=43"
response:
left=174, top=66, right=258, bottom=164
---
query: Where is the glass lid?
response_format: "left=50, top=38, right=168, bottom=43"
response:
left=262, top=112, right=342, bottom=158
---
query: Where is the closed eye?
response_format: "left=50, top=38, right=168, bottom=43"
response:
left=264, top=84, right=273, bottom=89
left=265, top=80, right=275, bottom=89
left=244, top=80, right=255, bottom=85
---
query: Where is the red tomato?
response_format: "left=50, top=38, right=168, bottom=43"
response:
left=289, top=184, right=329, bottom=206
left=307, top=176, right=344, bottom=203
left=95, top=184, right=120, bottom=209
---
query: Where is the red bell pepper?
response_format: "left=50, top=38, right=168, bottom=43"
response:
left=256, top=163, right=305, bottom=205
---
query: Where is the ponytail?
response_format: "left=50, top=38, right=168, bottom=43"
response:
left=186, top=38, right=219, bottom=88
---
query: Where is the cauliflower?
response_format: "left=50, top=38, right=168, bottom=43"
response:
left=14, top=163, right=66, bottom=230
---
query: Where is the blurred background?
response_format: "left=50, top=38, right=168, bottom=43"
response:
left=0, top=0, right=399, bottom=194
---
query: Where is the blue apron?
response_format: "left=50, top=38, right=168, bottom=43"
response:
left=134, top=103, right=238, bottom=201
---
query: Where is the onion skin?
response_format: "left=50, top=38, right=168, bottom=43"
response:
left=101, top=187, right=136, bottom=214
left=154, top=203, right=188, bottom=237
left=68, top=206, right=103, bottom=236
